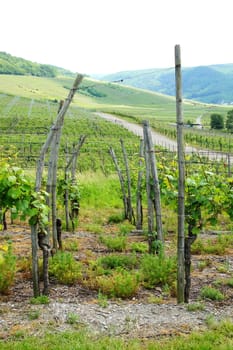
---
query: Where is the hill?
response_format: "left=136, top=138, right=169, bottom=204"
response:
left=100, top=64, right=233, bottom=104
left=0, top=52, right=75, bottom=77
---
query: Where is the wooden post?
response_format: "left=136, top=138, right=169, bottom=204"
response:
left=143, top=123, right=155, bottom=253
left=120, top=139, right=135, bottom=224
left=109, top=146, right=128, bottom=219
left=175, top=45, right=185, bottom=304
left=31, top=74, right=83, bottom=296
left=143, top=120, right=163, bottom=242
left=136, top=139, right=144, bottom=230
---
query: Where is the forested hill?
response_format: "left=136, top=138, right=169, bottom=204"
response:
left=0, top=52, right=75, bottom=78
left=99, top=64, right=233, bottom=105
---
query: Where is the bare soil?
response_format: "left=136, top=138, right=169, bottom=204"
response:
left=1, top=225, right=233, bottom=340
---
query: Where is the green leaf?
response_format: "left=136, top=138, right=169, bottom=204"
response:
left=7, top=187, right=21, bottom=199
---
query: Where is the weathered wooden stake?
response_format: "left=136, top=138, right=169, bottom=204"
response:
left=175, top=44, right=185, bottom=304
left=143, top=120, right=163, bottom=242
left=120, top=139, right=135, bottom=224
left=143, top=124, right=155, bottom=252
left=136, top=139, right=144, bottom=230
left=109, top=147, right=128, bottom=219
left=31, top=74, right=83, bottom=297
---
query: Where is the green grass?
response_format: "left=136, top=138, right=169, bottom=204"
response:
left=1, top=320, right=233, bottom=349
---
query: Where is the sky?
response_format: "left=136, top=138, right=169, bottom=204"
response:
left=1, top=0, right=233, bottom=75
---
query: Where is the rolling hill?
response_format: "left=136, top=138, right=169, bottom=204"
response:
left=99, top=64, right=233, bottom=105
left=0, top=51, right=75, bottom=77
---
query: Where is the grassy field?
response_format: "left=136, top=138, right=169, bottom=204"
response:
left=1, top=320, right=233, bottom=349
left=0, top=74, right=230, bottom=123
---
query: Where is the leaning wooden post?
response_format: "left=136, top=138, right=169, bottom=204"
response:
left=143, top=120, right=163, bottom=242
left=143, top=123, right=155, bottom=253
left=136, top=139, right=144, bottom=230
left=31, top=74, right=83, bottom=297
left=175, top=45, right=185, bottom=303
left=120, top=139, right=135, bottom=224
left=109, top=147, right=128, bottom=219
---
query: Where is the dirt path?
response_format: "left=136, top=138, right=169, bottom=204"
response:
left=1, top=228, right=233, bottom=339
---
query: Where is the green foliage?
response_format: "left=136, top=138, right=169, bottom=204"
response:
left=97, top=253, right=138, bottom=271
left=226, top=109, right=233, bottom=132
left=30, top=295, right=50, bottom=305
left=49, top=251, right=82, bottom=285
left=1, top=321, right=233, bottom=349
left=186, top=302, right=205, bottom=312
left=99, top=235, right=127, bottom=251
left=210, top=113, right=224, bottom=129
left=192, top=234, right=233, bottom=255
left=97, top=290, right=108, bottom=307
left=226, top=278, right=233, bottom=287
left=140, top=253, right=176, bottom=289
left=27, top=310, right=40, bottom=320
left=97, top=268, right=140, bottom=298
left=66, top=312, right=80, bottom=325
left=107, top=213, right=124, bottom=224
left=200, top=286, right=225, bottom=301
left=0, top=160, right=49, bottom=233
left=0, top=242, right=16, bottom=294
left=130, top=242, right=148, bottom=253
left=0, top=51, right=72, bottom=77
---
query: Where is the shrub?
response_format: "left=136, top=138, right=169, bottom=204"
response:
left=49, top=251, right=82, bottom=285
left=192, top=238, right=226, bottom=255
left=97, top=254, right=138, bottom=271
left=130, top=242, right=148, bottom=253
left=0, top=242, right=16, bottom=294
left=187, top=302, right=205, bottom=312
left=30, top=295, right=50, bottom=304
left=66, top=312, right=80, bottom=325
left=27, top=310, right=40, bottom=320
left=140, top=253, right=176, bottom=289
left=200, top=286, right=224, bottom=301
left=226, top=278, right=233, bottom=287
left=99, top=235, right=127, bottom=251
left=107, top=213, right=124, bottom=224
left=97, top=269, right=140, bottom=298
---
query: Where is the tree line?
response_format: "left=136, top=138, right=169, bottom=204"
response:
left=210, top=109, right=233, bottom=131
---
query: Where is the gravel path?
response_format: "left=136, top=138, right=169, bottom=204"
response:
left=1, top=297, right=233, bottom=339
left=96, top=112, right=232, bottom=162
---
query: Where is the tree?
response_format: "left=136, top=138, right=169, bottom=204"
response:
left=226, top=110, right=233, bottom=132
left=210, top=113, right=224, bottom=129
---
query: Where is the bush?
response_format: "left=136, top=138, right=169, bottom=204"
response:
left=140, top=253, right=176, bottom=289
left=0, top=242, right=16, bottom=294
left=30, top=295, right=50, bottom=304
left=200, top=286, right=224, bottom=301
left=99, top=235, right=127, bottom=251
left=97, top=269, right=140, bottom=298
left=97, top=253, right=138, bottom=271
left=130, top=242, right=148, bottom=253
left=107, top=213, right=124, bottom=224
left=49, top=251, right=82, bottom=285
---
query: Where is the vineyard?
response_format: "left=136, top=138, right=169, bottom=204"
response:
left=1, top=75, right=233, bottom=348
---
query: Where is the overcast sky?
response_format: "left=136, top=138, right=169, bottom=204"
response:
left=1, top=0, right=233, bottom=75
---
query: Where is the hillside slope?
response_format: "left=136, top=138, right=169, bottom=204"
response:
left=0, top=52, right=75, bottom=77
left=100, top=64, right=233, bottom=104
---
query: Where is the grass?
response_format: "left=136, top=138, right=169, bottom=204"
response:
left=200, top=286, right=225, bottom=301
left=1, top=320, right=233, bottom=349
